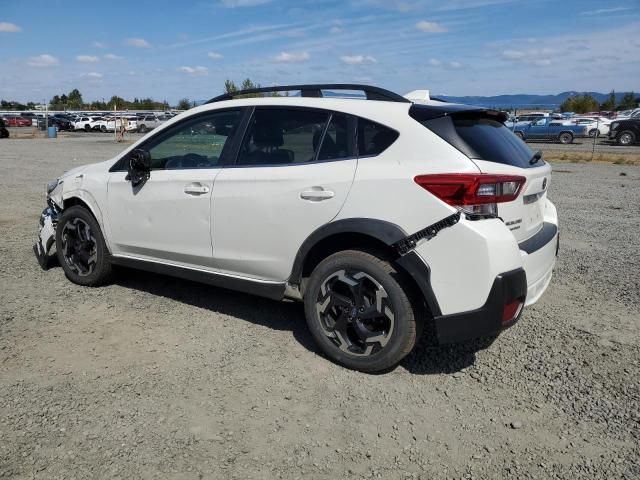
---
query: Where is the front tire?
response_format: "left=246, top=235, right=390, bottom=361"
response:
left=304, top=250, right=417, bottom=372
left=617, top=131, right=636, bottom=146
left=588, top=129, right=599, bottom=138
left=56, top=206, right=113, bottom=287
left=514, top=131, right=525, bottom=140
left=138, top=124, right=147, bottom=133
left=559, top=132, right=573, bottom=144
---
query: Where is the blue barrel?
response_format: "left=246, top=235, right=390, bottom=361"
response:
left=47, top=126, right=57, bottom=138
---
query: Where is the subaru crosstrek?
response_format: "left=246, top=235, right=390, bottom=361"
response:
left=34, top=84, right=559, bottom=372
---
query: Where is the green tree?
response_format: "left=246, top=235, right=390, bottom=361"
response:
left=559, top=94, right=599, bottom=114
left=618, top=92, right=637, bottom=110
left=176, top=98, right=191, bottom=110
left=67, top=89, right=83, bottom=108
left=224, top=79, right=238, bottom=94
left=601, top=90, right=616, bottom=111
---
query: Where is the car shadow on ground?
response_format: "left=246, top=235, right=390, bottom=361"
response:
left=76, top=265, right=491, bottom=376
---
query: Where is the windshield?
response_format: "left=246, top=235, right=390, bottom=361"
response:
left=417, top=112, right=540, bottom=169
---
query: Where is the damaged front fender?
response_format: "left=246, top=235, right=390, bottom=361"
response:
left=33, top=202, right=59, bottom=270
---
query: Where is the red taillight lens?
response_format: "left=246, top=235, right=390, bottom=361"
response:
left=502, top=299, right=523, bottom=325
left=414, top=174, right=526, bottom=206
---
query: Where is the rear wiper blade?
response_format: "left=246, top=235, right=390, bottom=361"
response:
left=529, top=150, right=543, bottom=165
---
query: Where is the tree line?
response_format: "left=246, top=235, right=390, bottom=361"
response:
left=559, top=90, right=638, bottom=114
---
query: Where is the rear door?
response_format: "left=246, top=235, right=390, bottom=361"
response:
left=527, top=118, right=549, bottom=139
left=211, top=107, right=357, bottom=281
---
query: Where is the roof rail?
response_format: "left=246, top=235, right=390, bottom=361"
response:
left=205, top=84, right=411, bottom=104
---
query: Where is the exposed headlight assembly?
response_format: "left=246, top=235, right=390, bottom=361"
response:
left=46, top=179, right=59, bottom=195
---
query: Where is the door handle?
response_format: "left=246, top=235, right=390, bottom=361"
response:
left=300, top=188, right=335, bottom=201
left=184, top=183, right=210, bottom=195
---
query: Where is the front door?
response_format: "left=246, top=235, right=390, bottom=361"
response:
left=212, top=107, right=357, bottom=281
left=106, top=109, right=243, bottom=267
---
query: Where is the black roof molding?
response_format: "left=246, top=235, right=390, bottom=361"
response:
left=205, top=84, right=411, bottom=104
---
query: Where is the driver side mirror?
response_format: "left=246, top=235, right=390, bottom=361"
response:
left=127, top=148, right=151, bottom=187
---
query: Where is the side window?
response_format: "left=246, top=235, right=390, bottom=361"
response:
left=357, top=118, right=399, bottom=156
left=318, top=113, right=350, bottom=161
left=237, top=108, right=329, bottom=166
left=535, top=119, right=546, bottom=126
left=146, top=109, right=241, bottom=170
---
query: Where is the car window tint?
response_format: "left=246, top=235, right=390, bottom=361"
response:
left=357, top=118, right=399, bottom=156
left=147, top=110, right=241, bottom=170
left=318, top=113, right=350, bottom=161
left=237, top=108, right=329, bottom=166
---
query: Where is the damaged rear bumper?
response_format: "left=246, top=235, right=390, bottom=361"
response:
left=33, top=203, right=59, bottom=270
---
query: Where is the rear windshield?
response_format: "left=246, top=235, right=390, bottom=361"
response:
left=415, top=111, right=539, bottom=169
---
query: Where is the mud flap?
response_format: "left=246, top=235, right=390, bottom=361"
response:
left=33, top=206, right=58, bottom=270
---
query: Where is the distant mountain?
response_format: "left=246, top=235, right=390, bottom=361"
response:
left=438, top=91, right=637, bottom=109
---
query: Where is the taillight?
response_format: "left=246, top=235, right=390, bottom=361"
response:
left=414, top=174, right=526, bottom=217
left=502, top=298, right=524, bottom=325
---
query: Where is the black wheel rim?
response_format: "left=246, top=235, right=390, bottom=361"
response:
left=60, top=218, right=98, bottom=277
left=315, top=269, right=395, bottom=357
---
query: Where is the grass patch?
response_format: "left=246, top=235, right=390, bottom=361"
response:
left=543, top=150, right=640, bottom=166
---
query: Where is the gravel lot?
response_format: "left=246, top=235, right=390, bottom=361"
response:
left=1, top=136, right=639, bottom=479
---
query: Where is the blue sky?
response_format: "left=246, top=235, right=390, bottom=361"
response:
left=1, top=0, right=639, bottom=104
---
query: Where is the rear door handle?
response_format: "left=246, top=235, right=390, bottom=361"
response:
left=300, top=188, right=335, bottom=201
left=184, top=183, right=210, bottom=195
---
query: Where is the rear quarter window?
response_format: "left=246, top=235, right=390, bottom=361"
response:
left=415, top=111, right=538, bottom=169
left=357, top=118, right=399, bottom=157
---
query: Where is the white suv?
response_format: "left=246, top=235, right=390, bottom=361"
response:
left=34, top=84, right=559, bottom=372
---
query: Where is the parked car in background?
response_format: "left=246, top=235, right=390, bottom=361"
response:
left=136, top=114, right=166, bottom=133
left=5, top=116, right=32, bottom=127
left=608, top=118, right=640, bottom=145
left=0, top=118, right=9, bottom=138
left=563, top=117, right=610, bottom=137
left=513, top=117, right=588, bottom=143
left=72, top=116, right=104, bottom=131
left=37, top=116, right=74, bottom=131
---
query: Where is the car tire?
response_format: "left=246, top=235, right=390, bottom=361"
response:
left=56, top=206, right=113, bottom=287
left=84, top=124, right=91, bottom=132
left=303, top=250, right=417, bottom=372
left=588, top=129, right=599, bottom=138
left=559, top=132, right=573, bottom=144
left=138, top=124, right=147, bottom=133
left=514, top=131, right=524, bottom=140
left=617, top=131, right=636, bottom=146
left=100, top=125, right=107, bottom=132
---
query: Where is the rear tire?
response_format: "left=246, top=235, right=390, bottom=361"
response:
left=559, top=132, right=573, bottom=144
left=514, top=131, right=524, bottom=140
left=588, top=129, right=599, bottom=138
left=138, top=124, right=148, bottom=133
left=100, top=125, right=107, bottom=132
left=84, top=124, right=91, bottom=132
left=56, top=206, right=113, bottom=287
left=303, top=250, right=417, bottom=372
left=617, top=131, right=635, bottom=146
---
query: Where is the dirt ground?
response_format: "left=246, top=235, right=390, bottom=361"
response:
left=1, top=136, right=639, bottom=479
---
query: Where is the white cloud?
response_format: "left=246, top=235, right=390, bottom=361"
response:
left=220, top=0, right=271, bottom=6
left=501, top=49, right=525, bottom=60
left=340, top=54, right=377, bottom=65
left=104, top=53, right=123, bottom=60
left=125, top=38, right=151, bottom=48
left=82, top=72, right=103, bottom=79
left=93, top=41, right=107, bottom=48
left=177, top=65, right=209, bottom=75
left=416, top=20, right=448, bottom=33
left=330, top=26, right=342, bottom=34
left=76, top=55, right=99, bottom=63
left=27, top=54, right=59, bottom=67
left=580, top=7, right=632, bottom=16
left=429, top=58, right=442, bottom=66
left=0, top=22, right=21, bottom=33
left=207, top=51, right=224, bottom=60
left=273, top=51, right=310, bottom=63
left=501, top=48, right=554, bottom=66
left=447, top=61, right=463, bottom=69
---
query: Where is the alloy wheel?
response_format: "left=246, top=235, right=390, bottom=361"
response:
left=315, top=269, right=395, bottom=357
left=60, top=217, right=98, bottom=277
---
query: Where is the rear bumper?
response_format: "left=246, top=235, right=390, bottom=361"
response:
left=434, top=268, right=527, bottom=344
left=519, top=222, right=558, bottom=306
